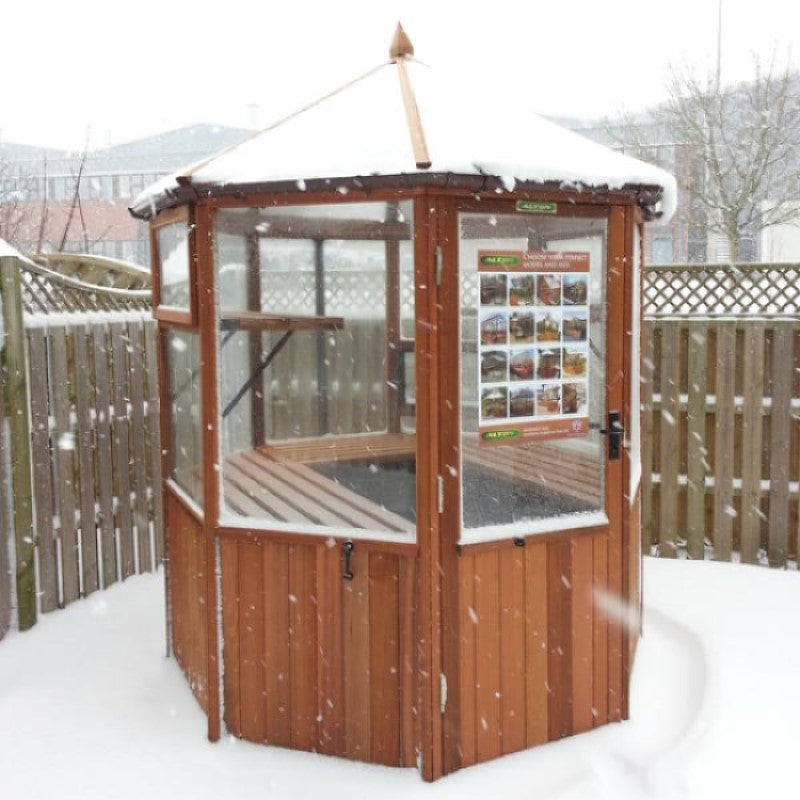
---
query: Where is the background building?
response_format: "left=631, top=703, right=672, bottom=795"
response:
left=0, top=124, right=251, bottom=264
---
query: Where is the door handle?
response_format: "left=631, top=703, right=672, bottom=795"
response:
left=600, top=411, right=624, bottom=460
left=342, top=540, right=354, bottom=581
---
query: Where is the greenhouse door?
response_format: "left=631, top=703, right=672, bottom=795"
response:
left=436, top=198, right=628, bottom=774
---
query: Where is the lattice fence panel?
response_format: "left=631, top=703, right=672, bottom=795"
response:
left=644, top=263, right=800, bottom=317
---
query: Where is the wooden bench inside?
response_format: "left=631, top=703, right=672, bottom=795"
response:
left=224, top=440, right=415, bottom=534
left=222, top=432, right=602, bottom=535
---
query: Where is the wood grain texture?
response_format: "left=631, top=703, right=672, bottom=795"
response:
left=571, top=536, right=594, bottom=734
left=458, top=553, right=478, bottom=767
left=144, top=323, right=164, bottom=564
left=474, top=550, right=501, bottom=761
left=768, top=323, right=793, bottom=567
left=740, top=322, right=765, bottom=564
left=166, top=493, right=208, bottom=711
left=712, top=323, right=737, bottom=561
left=74, top=325, right=99, bottom=595
left=343, top=546, right=371, bottom=759
left=499, top=546, right=526, bottom=754
left=111, top=323, right=134, bottom=579
left=51, top=326, right=79, bottom=602
left=220, top=538, right=241, bottom=735
left=128, top=321, right=151, bottom=572
left=369, top=553, right=401, bottom=765
left=264, top=541, right=291, bottom=747
left=591, top=532, right=609, bottom=727
left=525, top=541, right=549, bottom=746
left=658, top=321, right=681, bottom=558
left=686, top=321, right=708, bottom=560
left=317, top=544, right=344, bottom=755
left=640, top=320, right=655, bottom=553
left=27, top=329, right=57, bottom=610
left=547, top=539, right=572, bottom=740
left=288, top=543, right=319, bottom=752
left=238, top=539, right=266, bottom=742
left=398, top=556, right=417, bottom=767
left=93, top=325, right=117, bottom=588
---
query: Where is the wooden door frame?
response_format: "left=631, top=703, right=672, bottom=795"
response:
left=435, top=194, right=629, bottom=774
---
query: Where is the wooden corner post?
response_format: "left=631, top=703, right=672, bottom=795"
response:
left=0, top=255, right=36, bottom=631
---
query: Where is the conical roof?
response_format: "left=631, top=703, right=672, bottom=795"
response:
left=130, top=26, right=675, bottom=220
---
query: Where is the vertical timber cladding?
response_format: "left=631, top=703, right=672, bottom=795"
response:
left=219, top=532, right=418, bottom=766
left=454, top=532, right=611, bottom=768
left=166, top=490, right=209, bottom=712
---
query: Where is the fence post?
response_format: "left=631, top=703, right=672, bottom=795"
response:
left=0, top=255, right=36, bottom=630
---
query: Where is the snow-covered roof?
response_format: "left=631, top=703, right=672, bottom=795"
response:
left=130, top=28, right=676, bottom=221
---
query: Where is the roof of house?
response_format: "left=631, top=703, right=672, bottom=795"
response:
left=130, top=25, right=676, bottom=221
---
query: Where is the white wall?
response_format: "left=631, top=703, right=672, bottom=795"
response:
left=760, top=201, right=800, bottom=261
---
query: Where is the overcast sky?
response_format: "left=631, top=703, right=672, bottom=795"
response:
left=3, top=0, right=800, bottom=151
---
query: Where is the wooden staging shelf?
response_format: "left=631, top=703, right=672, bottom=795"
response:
left=220, top=309, right=344, bottom=333
left=222, top=432, right=602, bottom=535
left=224, top=447, right=414, bottom=533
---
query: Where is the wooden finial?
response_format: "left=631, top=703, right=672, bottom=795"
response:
left=390, top=22, right=414, bottom=60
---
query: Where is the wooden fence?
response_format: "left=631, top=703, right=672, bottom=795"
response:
left=642, top=262, right=800, bottom=567
left=641, top=317, right=800, bottom=567
left=2, top=257, right=798, bottom=639
left=0, top=248, right=162, bottom=635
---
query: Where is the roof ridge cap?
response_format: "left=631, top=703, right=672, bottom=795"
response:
left=394, top=56, right=431, bottom=169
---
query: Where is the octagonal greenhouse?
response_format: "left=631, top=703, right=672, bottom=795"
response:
left=130, top=25, right=675, bottom=781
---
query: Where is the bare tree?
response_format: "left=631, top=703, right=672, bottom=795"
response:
left=0, top=149, right=94, bottom=255
left=0, top=161, right=30, bottom=245
left=662, top=56, right=800, bottom=260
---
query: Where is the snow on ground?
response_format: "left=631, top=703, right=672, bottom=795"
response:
left=0, top=558, right=798, bottom=800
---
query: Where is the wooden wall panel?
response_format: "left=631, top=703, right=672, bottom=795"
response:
left=453, top=529, right=627, bottom=771
left=220, top=538, right=240, bottom=735
left=499, top=547, right=526, bottom=755
left=317, top=544, right=344, bottom=755
left=458, top=551, right=478, bottom=768
left=166, top=493, right=208, bottom=712
left=220, top=534, right=416, bottom=766
left=238, top=540, right=266, bottom=742
left=547, top=539, right=573, bottom=740
left=571, top=536, right=594, bottom=734
left=398, top=557, right=417, bottom=767
left=474, top=550, right=501, bottom=762
left=343, top=547, right=371, bottom=760
left=369, top=553, right=401, bottom=766
left=264, top=541, right=291, bottom=747
left=524, top=542, right=549, bottom=747
left=288, top=544, right=319, bottom=752
left=591, top=533, right=609, bottom=727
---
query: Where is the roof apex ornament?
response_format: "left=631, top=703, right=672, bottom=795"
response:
left=390, top=22, right=414, bottom=60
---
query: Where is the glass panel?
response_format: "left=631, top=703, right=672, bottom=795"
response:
left=165, top=329, right=203, bottom=505
left=214, top=201, right=416, bottom=539
left=157, top=221, right=191, bottom=310
left=458, top=211, right=607, bottom=540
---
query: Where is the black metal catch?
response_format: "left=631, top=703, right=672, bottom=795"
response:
left=600, top=411, right=624, bottom=460
left=342, top=540, right=354, bottom=581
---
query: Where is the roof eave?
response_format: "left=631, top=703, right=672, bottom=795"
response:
left=129, top=173, right=664, bottom=221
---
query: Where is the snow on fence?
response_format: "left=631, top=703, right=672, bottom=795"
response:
left=0, top=247, right=162, bottom=635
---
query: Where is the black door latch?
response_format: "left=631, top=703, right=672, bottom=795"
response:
left=342, top=540, right=354, bottom=581
left=600, top=411, right=624, bottom=460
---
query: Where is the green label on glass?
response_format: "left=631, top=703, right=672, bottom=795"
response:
left=480, top=254, right=521, bottom=268
left=516, top=201, right=557, bottom=214
left=481, top=429, right=521, bottom=443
